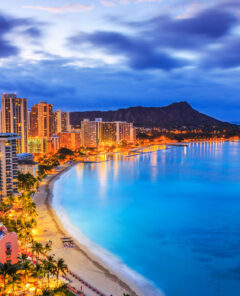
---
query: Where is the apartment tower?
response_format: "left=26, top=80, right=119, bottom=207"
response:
left=54, top=110, right=70, bottom=133
left=1, top=94, right=28, bottom=153
left=0, top=133, right=20, bottom=197
left=30, top=102, right=54, bottom=138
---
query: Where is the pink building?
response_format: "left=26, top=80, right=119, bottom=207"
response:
left=0, top=223, right=18, bottom=264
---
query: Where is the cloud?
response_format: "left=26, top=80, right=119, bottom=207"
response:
left=0, top=39, right=18, bottom=57
left=23, top=27, right=42, bottom=38
left=24, top=4, right=94, bottom=13
left=69, top=31, right=188, bottom=70
left=202, top=39, right=240, bottom=69
left=0, top=12, right=44, bottom=58
left=68, top=2, right=240, bottom=71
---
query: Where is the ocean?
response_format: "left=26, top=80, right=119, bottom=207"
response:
left=52, top=141, right=240, bottom=296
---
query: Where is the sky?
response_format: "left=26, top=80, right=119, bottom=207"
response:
left=0, top=0, right=240, bottom=121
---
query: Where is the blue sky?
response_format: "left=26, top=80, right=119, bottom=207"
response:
left=0, top=0, right=239, bottom=121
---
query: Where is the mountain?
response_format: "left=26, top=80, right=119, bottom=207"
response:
left=70, top=102, right=237, bottom=129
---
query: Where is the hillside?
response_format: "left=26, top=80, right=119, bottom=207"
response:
left=70, top=102, right=237, bottom=129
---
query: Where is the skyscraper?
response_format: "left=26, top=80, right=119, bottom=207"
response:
left=30, top=102, right=54, bottom=138
left=54, top=110, right=70, bottom=133
left=0, top=133, right=20, bottom=197
left=81, top=119, right=100, bottom=147
left=1, top=94, right=28, bottom=153
left=81, top=118, right=136, bottom=147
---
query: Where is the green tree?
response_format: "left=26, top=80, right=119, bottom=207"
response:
left=55, top=258, right=68, bottom=287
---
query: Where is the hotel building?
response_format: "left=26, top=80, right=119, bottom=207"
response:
left=18, top=159, right=39, bottom=178
left=81, top=119, right=100, bottom=148
left=28, top=137, right=48, bottom=155
left=58, top=132, right=81, bottom=151
left=30, top=102, right=54, bottom=138
left=54, top=110, right=70, bottom=133
left=0, top=223, right=18, bottom=265
left=81, top=118, right=136, bottom=147
left=0, top=133, right=20, bottom=197
left=47, top=135, right=60, bottom=154
left=1, top=94, right=28, bottom=153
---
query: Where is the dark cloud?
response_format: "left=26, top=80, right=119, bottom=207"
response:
left=69, top=31, right=188, bottom=71
left=202, top=39, right=240, bottom=69
left=68, top=2, right=240, bottom=71
left=144, top=8, right=237, bottom=39
left=0, top=39, right=18, bottom=57
left=24, top=27, right=42, bottom=38
left=0, top=12, right=43, bottom=57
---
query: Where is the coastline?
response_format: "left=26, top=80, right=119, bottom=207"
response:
left=33, top=162, right=146, bottom=296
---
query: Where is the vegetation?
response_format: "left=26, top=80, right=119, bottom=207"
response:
left=0, top=173, right=69, bottom=295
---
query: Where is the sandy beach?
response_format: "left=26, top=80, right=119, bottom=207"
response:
left=33, top=162, right=143, bottom=296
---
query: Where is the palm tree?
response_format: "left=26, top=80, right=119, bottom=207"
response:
left=43, top=256, right=56, bottom=288
left=55, top=258, right=68, bottom=287
left=43, top=241, right=52, bottom=258
left=18, top=253, right=32, bottom=295
left=31, top=263, right=44, bottom=295
left=31, top=241, right=44, bottom=261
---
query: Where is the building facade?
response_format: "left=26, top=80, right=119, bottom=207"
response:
left=81, top=119, right=136, bottom=147
left=54, top=110, right=70, bottom=134
left=47, top=135, right=60, bottom=154
left=0, top=223, right=18, bottom=265
left=58, top=132, right=81, bottom=151
left=0, top=133, right=20, bottom=197
left=30, top=102, right=54, bottom=138
left=28, top=137, right=48, bottom=155
left=81, top=119, right=100, bottom=148
left=18, top=159, right=39, bottom=178
left=1, top=94, right=28, bottom=153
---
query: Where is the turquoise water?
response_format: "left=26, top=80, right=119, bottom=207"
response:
left=53, top=141, right=240, bottom=296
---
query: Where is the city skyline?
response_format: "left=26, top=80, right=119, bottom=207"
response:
left=0, top=0, right=239, bottom=121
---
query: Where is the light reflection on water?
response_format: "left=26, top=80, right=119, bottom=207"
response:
left=55, top=141, right=240, bottom=296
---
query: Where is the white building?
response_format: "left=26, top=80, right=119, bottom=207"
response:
left=18, top=160, right=39, bottom=178
left=0, top=133, right=20, bottom=197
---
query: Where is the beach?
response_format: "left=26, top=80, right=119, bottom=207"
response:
left=33, top=162, right=143, bottom=296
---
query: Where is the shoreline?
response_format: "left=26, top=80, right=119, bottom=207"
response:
left=34, top=162, right=145, bottom=296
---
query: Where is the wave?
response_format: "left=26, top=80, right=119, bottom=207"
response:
left=52, top=169, right=164, bottom=296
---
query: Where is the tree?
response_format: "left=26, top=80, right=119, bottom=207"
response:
left=31, top=263, right=44, bottom=295
left=31, top=241, right=44, bottom=261
left=58, top=147, right=74, bottom=156
left=42, top=241, right=52, bottom=259
left=43, top=256, right=56, bottom=288
left=55, top=258, right=68, bottom=287
left=18, top=172, right=37, bottom=192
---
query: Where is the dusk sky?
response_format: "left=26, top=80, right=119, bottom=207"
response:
left=0, top=0, right=240, bottom=121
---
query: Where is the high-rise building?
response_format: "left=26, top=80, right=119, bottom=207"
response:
left=54, top=110, right=70, bottom=134
left=100, top=122, right=118, bottom=144
left=130, top=124, right=136, bottom=142
left=0, top=133, right=20, bottom=197
left=1, top=94, right=28, bottom=153
left=28, top=137, right=48, bottom=155
left=47, top=135, right=60, bottom=154
left=30, top=102, right=54, bottom=138
left=58, top=132, right=81, bottom=151
left=81, top=118, right=136, bottom=147
left=81, top=119, right=100, bottom=148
